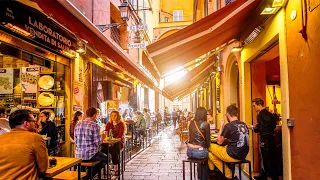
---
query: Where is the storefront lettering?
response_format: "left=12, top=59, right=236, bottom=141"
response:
left=1, top=1, right=78, bottom=53
left=26, top=67, right=39, bottom=72
left=25, top=16, right=72, bottom=51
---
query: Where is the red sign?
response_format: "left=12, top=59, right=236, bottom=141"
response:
left=74, top=87, right=79, bottom=94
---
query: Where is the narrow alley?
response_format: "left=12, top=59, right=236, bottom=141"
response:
left=124, top=127, right=188, bottom=180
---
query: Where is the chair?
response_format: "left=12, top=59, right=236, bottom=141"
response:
left=52, top=170, right=87, bottom=180
left=222, top=159, right=252, bottom=180
left=182, top=158, right=208, bottom=180
left=125, top=135, right=133, bottom=161
left=80, top=161, right=101, bottom=180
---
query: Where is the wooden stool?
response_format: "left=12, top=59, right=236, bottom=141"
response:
left=182, top=158, right=208, bottom=180
left=52, top=170, right=87, bottom=180
left=222, top=159, right=252, bottom=180
left=80, top=161, right=101, bottom=180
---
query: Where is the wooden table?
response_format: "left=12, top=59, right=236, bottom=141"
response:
left=102, top=138, right=121, bottom=180
left=45, top=156, right=82, bottom=178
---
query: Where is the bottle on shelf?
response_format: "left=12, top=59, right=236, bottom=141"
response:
left=60, top=113, right=65, bottom=124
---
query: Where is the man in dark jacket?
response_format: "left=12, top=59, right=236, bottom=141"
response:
left=249, top=98, right=278, bottom=180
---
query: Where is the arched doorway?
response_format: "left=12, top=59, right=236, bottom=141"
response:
left=225, top=53, right=240, bottom=111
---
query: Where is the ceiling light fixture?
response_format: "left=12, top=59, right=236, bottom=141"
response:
left=261, top=7, right=277, bottom=15
left=272, top=0, right=287, bottom=7
left=231, top=46, right=243, bottom=52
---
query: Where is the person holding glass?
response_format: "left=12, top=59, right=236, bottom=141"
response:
left=37, top=111, right=59, bottom=156
left=104, top=110, right=126, bottom=177
left=187, top=107, right=210, bottom=180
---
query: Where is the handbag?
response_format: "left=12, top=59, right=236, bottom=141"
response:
left=193, top=120, right=205, bottom=140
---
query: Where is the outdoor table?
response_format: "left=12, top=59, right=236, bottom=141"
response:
left=102, top=138, right=121, bottom=180
left=45, top=156, right=82, bottom=179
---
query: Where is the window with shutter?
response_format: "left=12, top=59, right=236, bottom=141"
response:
left=173, top=10, right=183, bottom=22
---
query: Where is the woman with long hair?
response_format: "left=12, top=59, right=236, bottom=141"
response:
left=38, top=111, right=59, bottom=156
left=70, top=111, right=83, bottom=141
left=104, top=110, right=127, bottom=177
left=187, top=107, right=210, bottom=180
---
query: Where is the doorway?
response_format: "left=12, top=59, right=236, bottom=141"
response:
left=250, top=42, right=283, bottom=178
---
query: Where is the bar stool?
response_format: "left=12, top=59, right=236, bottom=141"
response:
left=182, top=158, right=208, bottom=180
left=222, top=159, right=252, bottom=180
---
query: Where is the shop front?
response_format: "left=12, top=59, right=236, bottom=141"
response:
left=0, top=1, right=78, bottom=156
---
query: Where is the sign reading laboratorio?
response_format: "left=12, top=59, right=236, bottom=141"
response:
left=128, top=43, right=147, bottom=49
left=0, top=1, right=77, bottom=52
left=0, top=68, right=13, bottom=94
left=21, top=67, right=39, bottom=93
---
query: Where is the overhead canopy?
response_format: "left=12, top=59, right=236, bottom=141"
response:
left=163, top=57, right=215, bottom=99
left=146, top=0, right=261, bottom=75
left=142, top=51, right=160, bottom=83
left=33, top=0, right=155, bottom=88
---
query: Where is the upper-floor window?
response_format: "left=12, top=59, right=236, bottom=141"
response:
left=173, top=10, right=184, bottom=22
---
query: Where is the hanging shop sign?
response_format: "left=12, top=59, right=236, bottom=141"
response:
left=128, top=42, right=147, bottom=49
left=127, top=24, right=148, bottom=49
left=0, top=1, right=78, bottom=53
left=127, top=25, right=148, bottom=32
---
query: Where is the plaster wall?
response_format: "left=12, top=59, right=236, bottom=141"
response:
left=285, top=0, right=320, bottom=179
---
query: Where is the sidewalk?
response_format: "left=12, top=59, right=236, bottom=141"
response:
left=124, top=126, right=188, bottom=180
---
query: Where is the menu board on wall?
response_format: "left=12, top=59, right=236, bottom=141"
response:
left=21, top=67, right=39, bottom=93
left=0, top=68, right=13, bottom=94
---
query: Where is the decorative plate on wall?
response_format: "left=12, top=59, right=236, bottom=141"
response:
left=38, top=75, right=54, bottom=90
left=38, top=92, right=54, bottom=106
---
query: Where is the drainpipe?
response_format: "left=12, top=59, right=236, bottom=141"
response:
left=204, top=0, right=208, bottom=16
left=92, top=0, right=94, bottom=23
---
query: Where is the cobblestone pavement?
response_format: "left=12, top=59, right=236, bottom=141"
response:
left=124, top=126, right=250, bottom=180
left=124, top=126, right=189, bottom=180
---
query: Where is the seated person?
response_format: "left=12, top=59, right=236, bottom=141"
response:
left=74, top=107, right=108, bottom=163
left=134, top=111, right=146, bottom=142
left=0, top=109, right=48, bottom=179
left=187, top=107, right=210, bottom=180
left=104, top=110, right=126, bottom=177
left=208, top=105, right=249, bottom=180
left=0, top=108, right=10, bottom=135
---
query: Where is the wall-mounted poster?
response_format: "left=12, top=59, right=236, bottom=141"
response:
left=0, top=68, right=13, bottom=94
left=21, top=67, right=39, bottom=93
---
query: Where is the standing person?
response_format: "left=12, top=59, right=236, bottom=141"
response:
left=172, top=109, right=178, bottom=128
left=70, top=111, right=84, bottom=141
left=38, top=111, right=59, bottom=156
left=74, top=107, right=108, bottom=163
left=0, top=108, right=10, bottom=135
left=104, top=110, right=126, bottom=178
left=70, top=111, right=83, bottom=157
left=249, top=98, right=278, bottom=180
left=155, top=108, right=162, bottom=124
left=187, top=107, right=210, bottom=180
left=0, top=109, right=48, bottom=179
left=143, top=108, right=151, bottom=129
left=208, top=105, right=249, bottom=180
